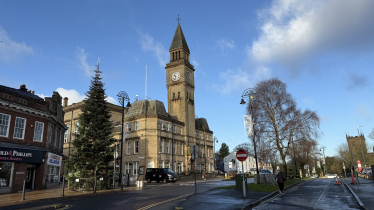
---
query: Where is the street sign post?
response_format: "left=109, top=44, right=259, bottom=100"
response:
left=236, top=149, right=247, bottom=198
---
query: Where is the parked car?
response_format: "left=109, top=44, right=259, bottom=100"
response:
left=361, top=167, right=372, bottom=175
left=146, top=168, right=178, bottom=183
left=259, top=169, right=273, bottom=174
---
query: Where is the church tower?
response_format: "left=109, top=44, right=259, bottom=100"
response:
left=165, top=23, right=195, bottom=138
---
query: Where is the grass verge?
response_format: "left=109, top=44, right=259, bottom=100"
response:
left=216, top=177, right=308, bottom=192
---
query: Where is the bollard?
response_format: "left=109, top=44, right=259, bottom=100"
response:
left=62, top=177, right=65, bottom=196
left=21, top=179, right=26, bottom=201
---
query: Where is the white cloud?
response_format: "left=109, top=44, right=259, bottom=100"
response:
left=303, top=97, right=314, bottom=106
left=138, top=31, right=168, bottom=67
left=215, top=38, right=236, bottom=55
left=191, top=60, right=199, bottom=67
left=357, top=104, right=372, bottom=120
left=52, top=88, right=117, bottom=106
left=248, top=0, right=374, bottom=71
left=212, top=65, right=271, bottom=94
left=0, top=26, right=34, bottom=62
left=75, top=47, right=95, bottom=77
left=55, top=88, right=86, bottom=105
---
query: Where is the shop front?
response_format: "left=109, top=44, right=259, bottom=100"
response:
left=45, top=152, right=62, bottom=188
left=0, top=146, right=45, bottom=193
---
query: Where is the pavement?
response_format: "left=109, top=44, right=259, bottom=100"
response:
left=343, top=176, right=374, bottom=210
left=0, top=182, right=137, bottom=207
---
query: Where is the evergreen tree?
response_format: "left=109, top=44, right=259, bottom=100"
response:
left=218, top=143, right=230, bottom=160
left=66, top=63, right=115, bottom=188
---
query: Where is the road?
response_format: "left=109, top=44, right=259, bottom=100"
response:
left=3, top=178, right=240, bottom=210
left=253, top=178, right=361, bottom=210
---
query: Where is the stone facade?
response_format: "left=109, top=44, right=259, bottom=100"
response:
left=346, top=134, right=374, bottom=167
left=62, top=23, right=215, bottom=180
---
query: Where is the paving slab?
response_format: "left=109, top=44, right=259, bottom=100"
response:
left=348, top=177, right=374, bottom=210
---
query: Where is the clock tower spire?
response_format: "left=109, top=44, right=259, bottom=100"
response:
left=165, top=22, right=195, bottom=138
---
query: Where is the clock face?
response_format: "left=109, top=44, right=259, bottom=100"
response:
left=172, top=72, right=180, bottom=81
left=186, top=72, right=191, bottom=82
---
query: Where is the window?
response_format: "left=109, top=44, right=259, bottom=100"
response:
left=133, top=162, right=139, bottom=175
left=166, top=142, right=169, bottom=154
left=165, top=123, right=169, bottom=131
left=125, top=163, right=131, bottom=175
left=0, top=113, right=11, bottom=137
left=74, top=122, right=79, bottom=134
left=173, top=162, right=176, bottom=172
left=172, top=125, right=175, bottom=133
left=125, top=123, right=131, bottom=132
left=159, top=161, right=164, bottom=168
left=179, top=127, right=182, bottom=134
left=180, top=143, right=183, bottom=155
left=160, top=140, right=163, bottom=153
left=64, top=124, right=69, bottom=143
left=127, top=142, right=131, bottom=155
left=178, top=162, right=182, bottom=173
left=60, top=131, right=64, bottom=149
left=33, top=121, right=44, bottom=142
left=165, top=162, right=170, bottom=168
left=197, top=164, right=201, bottom=173
left=54, top=127, right=58, bottom=147
left=0, top=162, right=12, bottom=187
left=134, top=141, right=139, bottom=154
left=207, top=149, right=209, bottom=158
left=173, top=143, right=176, bottom=154
left=135, top=122, right=139, bottom=131
left=13, top=117, right=26, bottom=139
left=201, top=147, right=204, bottom=157
left=158, top=120, right=162, bottom=129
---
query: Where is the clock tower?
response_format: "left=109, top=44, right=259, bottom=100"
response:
left=165, top=23, right=195, bottom=138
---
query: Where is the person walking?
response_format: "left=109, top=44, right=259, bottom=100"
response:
left=276, top=171, right=286, bottom=194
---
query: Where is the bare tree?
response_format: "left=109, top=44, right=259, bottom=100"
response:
left=249, top=78, right=321, bottom=177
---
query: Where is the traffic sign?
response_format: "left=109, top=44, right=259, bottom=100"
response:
left=236, top=149, right=247, bottom=162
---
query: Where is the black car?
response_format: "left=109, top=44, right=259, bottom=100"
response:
left=146, top=168, right=178, bottom=183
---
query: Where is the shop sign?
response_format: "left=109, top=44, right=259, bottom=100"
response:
left=0, top=147, right=44, bottom=163
left=47, top=152, right=62, bottom=167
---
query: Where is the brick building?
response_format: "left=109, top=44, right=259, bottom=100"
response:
left=0, top=84, right=66, bottom=193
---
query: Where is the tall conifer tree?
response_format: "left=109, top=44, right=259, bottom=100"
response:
left=67, top=61, right=115, bottom=184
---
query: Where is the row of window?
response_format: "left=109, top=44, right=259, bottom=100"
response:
left=160, top=140, right=184, bottom=155
left=0, top=113, right=44, bottom=142
left=126, top=141, right=139, bottom=155
left=195, top=131, right=211, bottom=140
left=158, top=120, right=183, bottom=134
left=64, top=122, right=79, bottom=143
left=196, top=164, right=214, bottom=173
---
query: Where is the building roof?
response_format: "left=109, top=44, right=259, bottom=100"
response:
left=169, top=23, right=190, bottom=53
left=125, top=99, right=170, bottom=119
left=0, top=84, right=44, bottom=100
left=195, top=118, right=210, bottom=131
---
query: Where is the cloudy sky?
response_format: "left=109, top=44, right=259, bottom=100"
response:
left=1, top=0, right=374, bottom=158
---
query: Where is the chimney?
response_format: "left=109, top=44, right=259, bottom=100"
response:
left=32, top=91, right=35, bottom=94
left=28, top=90, right=31, bottom=93
left=20, top=84, right=27, bottom=91
left=63, top=97, right=68, bottom=107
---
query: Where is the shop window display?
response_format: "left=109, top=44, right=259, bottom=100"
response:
left=0, top=162, right=12, bottom=187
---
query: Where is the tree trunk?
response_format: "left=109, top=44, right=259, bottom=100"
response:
left=282, top=155, right=288, bottom=178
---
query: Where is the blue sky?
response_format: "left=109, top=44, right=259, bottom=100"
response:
left=1, top=0, right=374, bottom=158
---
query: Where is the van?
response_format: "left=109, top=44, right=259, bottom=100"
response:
left=146, top=168, right=178, bottom=183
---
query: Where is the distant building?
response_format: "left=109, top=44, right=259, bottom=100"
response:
left=346, top=134, right=374, bottom=168
left=223, top=151, right=272, bottom=174
left=0, top=84, right=66, bottom=193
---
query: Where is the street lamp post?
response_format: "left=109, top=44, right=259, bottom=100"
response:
left=213, top=137, right=218, bottom=173
left=240, top=88, right=259, bottom=175
left=117, top=91, right=131, bottom=191
left=357, top=126, right=366, bottom=168
left=320, top=148, right=326, bottom=176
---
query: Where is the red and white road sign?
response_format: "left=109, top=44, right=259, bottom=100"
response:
left=357, top=160, right=362, bottom=172
left=236, top=149, right=247, bottom=162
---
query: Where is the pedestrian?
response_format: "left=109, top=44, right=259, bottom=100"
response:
left=275, top=171, right=286, bottom=194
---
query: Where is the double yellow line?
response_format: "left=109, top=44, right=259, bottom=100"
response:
left=138, top=193, right=194, bottom=210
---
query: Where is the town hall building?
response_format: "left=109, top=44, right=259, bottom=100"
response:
left=62, top=23, right=214, bottom=179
